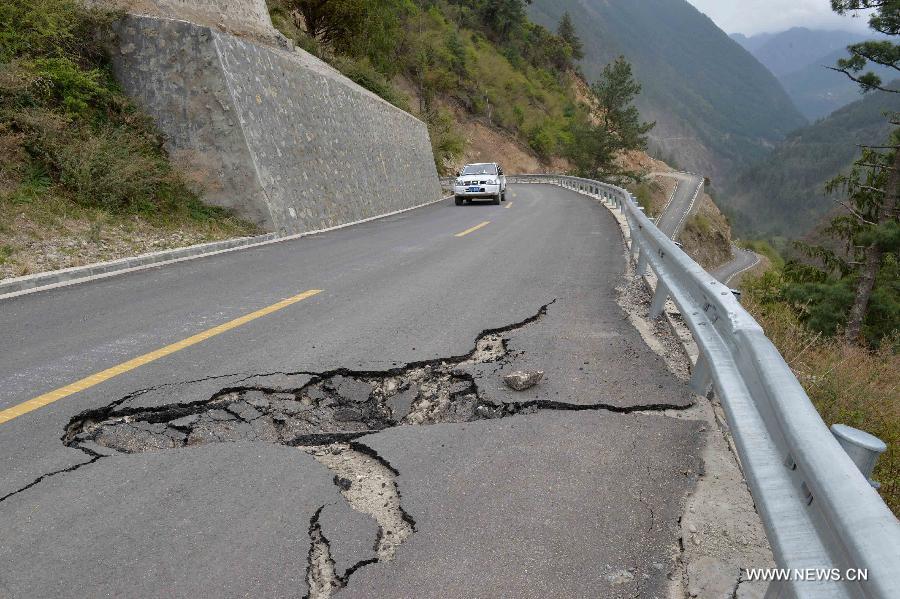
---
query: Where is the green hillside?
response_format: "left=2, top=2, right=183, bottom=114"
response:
left=527, top=0, right=808, bottom=180
left=267, top=0, right=596, bottom=174
left=722, top=86, right=900, bottom=238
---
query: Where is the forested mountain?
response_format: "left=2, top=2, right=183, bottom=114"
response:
left=731, top=27, right=868, bottom=77
left=733, top=28, right=894, bottom=120
left=721, top=86, right=900, bottom=238
left=528, top=0, right=808, bottom=181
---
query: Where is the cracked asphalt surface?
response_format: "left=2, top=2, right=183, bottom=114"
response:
left=0, top=184, right=705, bottom=598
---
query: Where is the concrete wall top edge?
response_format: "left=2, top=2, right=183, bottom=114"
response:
left=87, top=0, right=285, bottom=46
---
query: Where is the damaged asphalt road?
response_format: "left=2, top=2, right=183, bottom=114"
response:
left=0, top=185, right=706, bottom=598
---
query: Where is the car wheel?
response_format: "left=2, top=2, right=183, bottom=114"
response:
left=492, top=194, right=501, bottom=205
left=501, top=191, right=507, bottom=201
left=455, top=196, right=463, bottom=206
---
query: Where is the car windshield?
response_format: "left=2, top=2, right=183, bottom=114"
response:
left=462, top=164, right=497, bottom=176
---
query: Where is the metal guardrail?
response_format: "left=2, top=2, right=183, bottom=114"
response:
left=509, top=174, right=900, bottom=599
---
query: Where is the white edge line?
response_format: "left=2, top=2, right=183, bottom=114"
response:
left=659, top=180, right=679, bottom=217
left=723, top=249, right=763, bottom=286
left=672, top=179, right=704, bottom=238
left=0, top=194, right=454, bottom=301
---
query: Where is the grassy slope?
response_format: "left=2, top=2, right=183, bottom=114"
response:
left=680, top=196, right=733, bottom=270
left=0, top=0, right=257, bottom=279
left=742, top=269, right=899, bottom=516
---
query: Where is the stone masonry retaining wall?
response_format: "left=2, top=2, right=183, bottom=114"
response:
left=111, top=14, right=442, bottom=234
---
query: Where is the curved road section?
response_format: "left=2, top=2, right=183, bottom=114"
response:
left=0, top=185, right=705, bottom=598
left=650, top=171, right=703, bottom=239
left=711, top=245, right=762, bottom=286
left=651, top=171, right=761, bottom=285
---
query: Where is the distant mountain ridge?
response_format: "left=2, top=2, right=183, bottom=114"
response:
left=721, top=85, right=900, bottom=238
left=730, top=27, right=868, bottom=77
left=730, top=32, right=775, bottom=54
left=528, top=0, right=808, bottom=181
left=734, top=27, right=894, bottom=120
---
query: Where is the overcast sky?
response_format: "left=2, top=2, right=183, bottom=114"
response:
left=686, top=0, right=873, bottom=36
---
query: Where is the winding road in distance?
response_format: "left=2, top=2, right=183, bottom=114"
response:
left=650, top=170, right=762, bottom=285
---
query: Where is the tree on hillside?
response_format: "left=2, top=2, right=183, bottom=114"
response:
left=825, top=136, right=899, bottom=342
left=566, top=57, right=654, bottom=180
left=786, top=136, right=899, bottom=344
left=557, top=11, right=584, bottom=61
left=812, top=0, right=900, bottom=344
left=476, top=0, right=532, bottom=41
left=288, top=0, right=407, bottom=72
left=521, top=21, right=575, bottom=72
left=593, top=57, right=655, bottom=152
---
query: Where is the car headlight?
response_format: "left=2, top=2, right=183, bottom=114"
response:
left=456, top=179, right=464, bottom=185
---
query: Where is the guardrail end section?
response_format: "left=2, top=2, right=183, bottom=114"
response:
left=831, top=424, right=888, bottom=489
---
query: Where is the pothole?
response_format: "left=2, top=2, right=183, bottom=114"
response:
left=64, top=367, right=504, bottom=453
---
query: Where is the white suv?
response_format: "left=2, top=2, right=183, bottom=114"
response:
left=454, top=163, right=507, bottom=205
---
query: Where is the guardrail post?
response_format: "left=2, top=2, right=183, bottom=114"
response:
left=628, top=219, right=641, bottom=260
left=649, top=282, right=669, bottom=319
left=636, top=248, right=650, bottom=276
left=831, top=424, right=888, bottom=488
left=690, top=354, right=713, bottom=396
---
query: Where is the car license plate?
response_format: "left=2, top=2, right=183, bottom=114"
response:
left=466, top=187, right=479, bottom=192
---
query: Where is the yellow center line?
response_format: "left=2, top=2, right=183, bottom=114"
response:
left=454, top=221, right=491, bottom=237
left=504, top=201, right=513, bottom=209
left=0, top=289, right=323, bottom=425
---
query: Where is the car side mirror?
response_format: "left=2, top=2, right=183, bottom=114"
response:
left=456, top=170, right=462, bottom=177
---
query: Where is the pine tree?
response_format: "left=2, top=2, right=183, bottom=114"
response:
left=830, top=1, right=900, bottom=93
left=824, top=0, right=900, bottom=343
left=566, top=57, right=654, bottom=180
left=592, top=57, right=654, bottom=152
left=825, top=135, right=900, bottom=343
left=557, top=11, right=584, bottom=61
left=478, top=0, right=533, bottom=42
